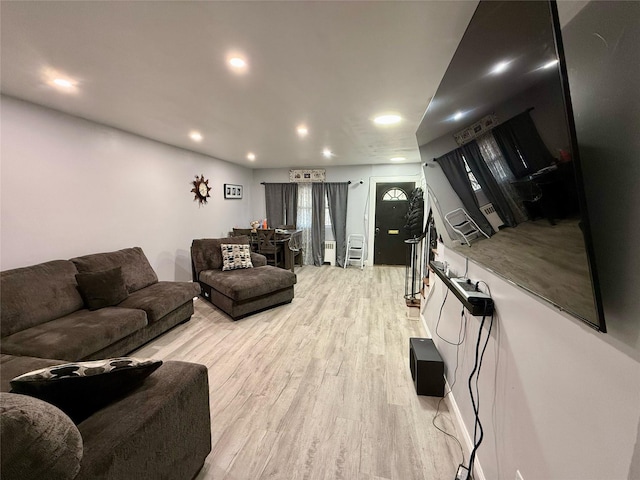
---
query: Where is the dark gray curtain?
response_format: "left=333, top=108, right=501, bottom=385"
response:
left=492, top=110, right=555, bottom=178
left=311, top=183, right=325, bottom=266
left=283, top=183, right=298, bottom=227
left=436, top=149, right=494, bottom=236
left=460, top=142, right=517, bottom=227
left=264, top=183, right=298, bottom=228
left=325, top=183, right=349, bottom=267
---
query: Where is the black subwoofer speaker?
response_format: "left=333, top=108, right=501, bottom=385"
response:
left=409, top=337, right=444, bottom=397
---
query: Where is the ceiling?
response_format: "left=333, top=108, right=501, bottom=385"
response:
left=0, top=1, right=480, bottom=169
left=0, top=1, right=584, bottom=170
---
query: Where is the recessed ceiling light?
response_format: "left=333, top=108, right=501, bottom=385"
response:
left=390, top=157, right=406, bottom=162
left=227, top=54, right=249, bottom=74
left=453, top=111, right=465, bottom=121
left=247, top=152, right=256, bottom=161
left=490, top=60, right=511, bottom=75
left=42, top=68, right=79, bottom=92
left=53, top=78, right=74, bottom=88
left=373, top=114, right=402, bottom=126
left=323, top=148, right=333, bottom=158
left=297, top=125, right=308, bottom=137
left=229, top=57, right=247, bottom=68
left=189, top=131, right=203, bottom=142
left=542, top=59, right=559, bottom=69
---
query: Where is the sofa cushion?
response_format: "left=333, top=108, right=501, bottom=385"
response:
left=75, top=267, right=129, bottom=311
left=71, top=247, right=158, bottom=294
left=0, top=392, right=83, bottom=480
left=251, top=252, right=268, bottom=267
left=10, top=357, right=162, bottom=423
left=0, top=260, right=84, bottom=338
left=116, top=281, right=200, bottom=323
left=0, top=355, right=65, bottom=394
left=221, top=244, right=253, bottom=271
left=0, top=308, right=147, bottom=362
left=199, top=265, right=296, bottom=301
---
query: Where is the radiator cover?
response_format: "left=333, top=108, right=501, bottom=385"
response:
left=480, top=203, right=504, bottom=232
left=324, top=241, right=336, bottom=266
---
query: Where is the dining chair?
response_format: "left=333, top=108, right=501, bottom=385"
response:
left=257, top=229, right=283, bottom=267
left=287, top=230, right=304, bottom=272
left=232, top=228, right=258, bottom=251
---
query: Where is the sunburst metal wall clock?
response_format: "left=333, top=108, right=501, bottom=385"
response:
left=191, top=174, right=211, bottom=206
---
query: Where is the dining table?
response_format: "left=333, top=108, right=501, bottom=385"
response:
left=233, top=229, right=302, bottom=271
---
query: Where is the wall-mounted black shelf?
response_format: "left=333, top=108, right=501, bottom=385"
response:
left=429, top=261, right=494, bottom=316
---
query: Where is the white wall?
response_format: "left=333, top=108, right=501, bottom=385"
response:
left=0, top=96, right=422, bottom=276
left=0, top=96, right=254, bottom=281
left=424, top=247, right=640, bottom=480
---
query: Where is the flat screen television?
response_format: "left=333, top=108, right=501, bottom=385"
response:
left=416, top=0, right=606, bottom=331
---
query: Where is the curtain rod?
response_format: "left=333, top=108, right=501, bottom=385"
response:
left=260, top=180, right=362, bottom=185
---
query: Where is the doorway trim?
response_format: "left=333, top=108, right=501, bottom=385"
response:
left=366, top=174, right=421, bottom=266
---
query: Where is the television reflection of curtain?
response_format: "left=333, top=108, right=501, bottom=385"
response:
left=475, top=133, right=529, bottom=224
left=492, top=110, right=555, bottom=178
left=436, top=149, right=494, bottom=236
left=264, top=183, right=298, bottom=228
left=296, top=184, right=314, bottom=266
left=460, top=141, right=518, bottom=227
left=325, top=183, right=349, bottom=267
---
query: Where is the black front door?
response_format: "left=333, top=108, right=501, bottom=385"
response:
left=374, top=182, right=415, bottom=265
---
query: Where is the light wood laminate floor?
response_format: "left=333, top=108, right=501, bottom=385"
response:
left=135, top=265, right=460, bottom=480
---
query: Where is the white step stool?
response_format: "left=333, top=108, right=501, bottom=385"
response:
left=344, top=234, right=365, bottom=269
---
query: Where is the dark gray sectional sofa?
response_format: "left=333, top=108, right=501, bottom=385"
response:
left=0, top=247, right=211, bottom=480
left=1, top=247, right=200, bottom=361
left=191, top=236, right=297, bottom=320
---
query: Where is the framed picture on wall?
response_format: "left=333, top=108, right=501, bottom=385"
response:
left=224, top=184, right=243, bottom=199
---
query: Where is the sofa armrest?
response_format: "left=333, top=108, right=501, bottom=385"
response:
left=251, top=252, right=267, bottom=267
left=75, top=361, right=211, bottom=480
left=0, top=354, right=66, bottom=393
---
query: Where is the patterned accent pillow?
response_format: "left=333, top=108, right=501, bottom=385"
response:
left=10, top=357, right=162, bottom=423
left=221, top=244, right=253, bottom=271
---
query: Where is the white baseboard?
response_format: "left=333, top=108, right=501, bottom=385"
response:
left=420, top=312, right=486, bottom=480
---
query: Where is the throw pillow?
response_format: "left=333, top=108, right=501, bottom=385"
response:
left=10, top=357, right=162, bottom=424
left=75, top=266, right=128, bottom=310
left=0, top=392, right=83, bottom=480
left=221, top=244, right=253, bottom=271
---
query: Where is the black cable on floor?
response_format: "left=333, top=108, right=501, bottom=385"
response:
left=432, top=308, right=468, bottom=465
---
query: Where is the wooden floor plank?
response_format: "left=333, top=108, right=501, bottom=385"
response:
left=134, top=265, right=459, bottom=479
